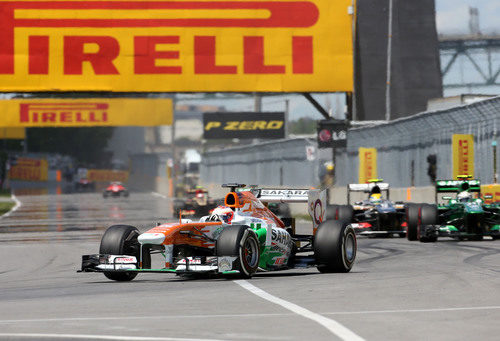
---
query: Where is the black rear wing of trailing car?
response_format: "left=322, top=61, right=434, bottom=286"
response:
left=347, top=183, right=390, bottom=204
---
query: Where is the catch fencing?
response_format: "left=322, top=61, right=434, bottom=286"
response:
left=201, top=138, right=322, bottom=187
left=337, top=96, right=500, bottom=187
left=201, top=96, right=500, bottom=189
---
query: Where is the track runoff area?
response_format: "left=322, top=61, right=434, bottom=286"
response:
left=0, top=192, right=499, bottom=341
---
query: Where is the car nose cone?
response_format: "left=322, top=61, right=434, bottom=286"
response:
left=138, top=233, right=165, bottom=245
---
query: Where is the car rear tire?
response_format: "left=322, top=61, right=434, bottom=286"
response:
left=314, top=220, right=356, bottom=273
left=99, top=225, right=140, bottom=281
left=326, top=205, right=354, bottom=222
left=418, top=204, right=438, bottom=243
left=406, top=204, right=420, bottom=241
left=216, top=225, right=260, bottom=278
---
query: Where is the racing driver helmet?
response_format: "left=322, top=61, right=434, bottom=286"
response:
left=457, top=191, right=472, bottom=202
left=208, top=206, right=234, bottom=224
left=369, top=193, right=382, bottom=204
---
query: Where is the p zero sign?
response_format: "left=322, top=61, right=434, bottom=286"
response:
left=0, top=98, right=173, bottom=127
left=203, top=112, right=284, bottom=139
left=0, top=0, right=354, bottom=92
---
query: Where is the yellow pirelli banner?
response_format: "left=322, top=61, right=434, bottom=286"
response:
left=0, top=98, right=173, bottom=127
left=0, top=128, right=25, bottom=139
left=452, top=134, right=474, bottom=179
left=87, top=169, right=129, bottom=182
left=358, top=147, right=377, bottom=184
left=8, top=158, right=49, bottom=181
left=0, top=0, right=354, bottom=92
left=481, top=184, right=500, bottom=204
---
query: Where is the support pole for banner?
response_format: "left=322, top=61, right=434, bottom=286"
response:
left=493, top=140, right=498, bottom=183
left=254, top=93, right=262, bottom=112
left=171, top=95, right=177, bottom=198
left=303, top=93, right=330, bottom=120
left=284, top=99, right=289, bottom=139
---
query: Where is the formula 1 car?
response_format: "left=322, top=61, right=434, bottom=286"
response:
left=172, top=187, right=218, bottom=217
left=75, top=177, right=95, bottom=192
left=103, top=182, right=129, bottom=198
left=407, top=178, right=500, bottom=242
left=328, top=180, right=406, bottom=237
left=79, top=184, right=357, bottom=281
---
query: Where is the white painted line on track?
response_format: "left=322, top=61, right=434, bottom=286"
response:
left=1, top=305, right=499, bottom=325
left=0, top=333, right=224, bottom=341
left=0, top=313, right=294, bottom=324
left=152, top=192, right=168, bottom=199
left=234, top=280, right=365, bottom=341
left=1, top=194, right=21, bottom=218
left=324, top=305, right=500, bottom=315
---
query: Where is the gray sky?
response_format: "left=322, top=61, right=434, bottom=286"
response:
left=436, top=0, right=500, bottom=34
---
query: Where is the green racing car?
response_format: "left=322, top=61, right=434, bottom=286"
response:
left=406, top=178, right=500, bottom=242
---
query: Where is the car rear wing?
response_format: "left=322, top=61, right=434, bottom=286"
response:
left=347, top=183, right=390, bottom=203
left=239, top=188, right=326, bottom=232
left=435, top=179, right=481, bottom=202
left=257, top=189, right=310, bottom=203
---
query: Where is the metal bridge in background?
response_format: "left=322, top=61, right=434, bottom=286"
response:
left=440, top=34, right=500, bottom=89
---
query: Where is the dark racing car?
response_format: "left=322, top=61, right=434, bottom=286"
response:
left=406, top=177, right=500, bottom=242
left=328, top=180, right=406, bottom=237
left=103, top=182, right=129, bottom=198
left=173, top=187, right=219, bottom=218
left=75, top=177, right=95, bottom=192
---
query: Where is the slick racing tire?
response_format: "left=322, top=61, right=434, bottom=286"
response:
left=314, top=220, right=356, bottom=273
left=406, top=204, right=421, bottom=241
left=103, top=191, right=109, bottom=198
left=418, top=204, right=438, bottom=243
left=99, top=225, right=140, bottom=281
left=216, top=225, right=260, bottom=279
left=326, top=205, right=354, bottom=222
left=123, top=191, right=129, bottom=198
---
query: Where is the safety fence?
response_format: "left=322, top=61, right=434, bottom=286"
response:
left=337, top=96, right=499, bottom=187
left=201, top=138, right=321, bottom=187
left=201, top=96, right=500, bottom=192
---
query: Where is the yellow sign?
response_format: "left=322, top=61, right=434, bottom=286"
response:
left=8, top=158, right=48, bottom=181
left=452, top=134, right=474, bottom=179
left=0, top=98, right=173, bottom=127
left=358, top=147, right=377, bottom=183
left=87, top=169, right=129, bottom=182
left=0, top=128, right=25, bottom=139
left=481, top=184, right=500, bottom=204
left=0, top=0, right=354, bottom=92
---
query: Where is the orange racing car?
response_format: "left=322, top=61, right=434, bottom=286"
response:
left=79, top=184, right=357, bottom=281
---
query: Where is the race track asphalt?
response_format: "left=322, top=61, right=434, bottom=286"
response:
left=0, top=192, right=499, bottom=341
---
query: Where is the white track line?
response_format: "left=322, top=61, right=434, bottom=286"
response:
left=1, top=305, right=498, bottom=325
left=152, top=192, right=167, bottom=199
left=234, top=280, right=365, bottom=341
left=0, top=313, right=293, bottom=324
left=324, top=305, right=500, bottom=315
left=1, top=194, right=21, bottom=218
left=0, top=333, right=224, bottom=341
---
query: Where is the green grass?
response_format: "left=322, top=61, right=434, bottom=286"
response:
left=0, top=201, right=15, bottom=215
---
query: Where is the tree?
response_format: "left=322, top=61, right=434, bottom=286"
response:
left=27, top=127, right=114, bottom=166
